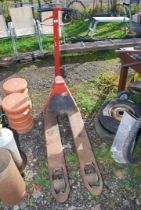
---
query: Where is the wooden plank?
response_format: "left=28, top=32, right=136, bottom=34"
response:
left=0, top=51, right=48, bottom=67
left=0, top=38, right=141, bottom=66
left=60, top=38, right=141, bottom=54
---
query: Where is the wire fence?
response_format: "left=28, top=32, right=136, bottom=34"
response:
left=1, top=0, right=139, bottom=18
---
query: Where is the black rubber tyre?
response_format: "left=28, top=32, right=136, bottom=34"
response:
left=117, top=91, right=129, bottom=100
left=128, top=87, right=141, bottom=95
left=129, top=81, right=141, bottom=91
left=125, top=117, right=141, bottom=163
left=95, top=117, right=115, bottom=144
left=99, top=99, right=141, bottom=134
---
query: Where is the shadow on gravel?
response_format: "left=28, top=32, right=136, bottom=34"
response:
left=36, top=51, right=117, bottom=67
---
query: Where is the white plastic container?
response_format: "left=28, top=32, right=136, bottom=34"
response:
left=0, top=128, right=23, bottom=169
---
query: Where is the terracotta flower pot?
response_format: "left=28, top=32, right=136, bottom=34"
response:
left=15, top=122, right=34, bottom=134
left=3, top=78, right=27, bottom=95
left=23, top=88, right=29, bottom=95
left=0, top=149, right=26, bottom=205
left=9, top=115, right=33, bottom=130
left=6, top=108, right=31, bottom=121
left=2, top=93, right=34, bottom=134
left=2, top=93, right=31, bottom=114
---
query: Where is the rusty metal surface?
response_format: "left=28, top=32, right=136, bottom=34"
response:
left=44, top=76, right=103, bottom=201
left=44, top=112, right=70, bottom=203
left=118, top=51, right=141, bottom=91
left=68, top=110, right=103, bottom=195
left=109, top=104, right=135, bottom=121
left=0, top=149, right=26, bottom=205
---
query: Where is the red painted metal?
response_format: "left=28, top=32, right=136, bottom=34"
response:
left=53, top=8, right=63, bottom=76
left=44, top=75, right=103, bottom=201
left=44, top=111, right=70, bottom=203
left=43, top=7, right=103, bottom=202
left=44, top=75, right=74, bottom=109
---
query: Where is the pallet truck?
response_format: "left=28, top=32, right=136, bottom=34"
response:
left=39, top=6, right=103, bottom=203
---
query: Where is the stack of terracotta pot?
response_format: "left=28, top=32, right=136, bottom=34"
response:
left=0, top=78, right=32, bottom=205
left=3, top=78, right=28, bottom=95
left=2, top=78, right=33, bottom=134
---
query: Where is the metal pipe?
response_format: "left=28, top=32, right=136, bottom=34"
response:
left=19, top=0, right=22, bottom=7
left=14, top=0, right=17, bottom=8
left=38, top=0, right=41, bottom=8
left=53, top=8, right=61, bottom=76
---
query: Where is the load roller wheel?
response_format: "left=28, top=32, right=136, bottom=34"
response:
left=53, top=179, right=66, bottom=193
left=86, top=173, right=99, bottom=187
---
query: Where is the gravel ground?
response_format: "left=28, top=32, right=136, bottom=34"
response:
left=0, top=56, right=141, bottom=210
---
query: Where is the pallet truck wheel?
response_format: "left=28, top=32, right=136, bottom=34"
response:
left=86, top=173, right=99, bottom=186
left=42, top=6, right=103, bottom=200
left=99, top=99, right=141, bottom=134
left=53, top=179, right=66, bottom=193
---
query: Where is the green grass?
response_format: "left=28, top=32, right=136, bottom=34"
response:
left=94, top=143, right=112, bottom=163
left=0, top=35, right=54, bottom=57
left=94, top=22, right=128, bottom=39
left=71, top=71, right=118, bottom=116
left=115, top=164, right=141, bottom=190
left=129, top=94, right=141, bottom=107
left=0, top=19, right=129, bottom=57
left=94, top=143, right=141, bottom=190
left=132, top=135, right=141, bottom=161
left=61, top=50, right=118, bottom=65
left=31, top=156, right=50, bottom=189
left=65, top=19, right=91, bottom=39
left=33, top=176, right=50, bottom=189
left=65, top=152, right=78, bottom=165
left=30, top=89, right=50, bottom=110
left=0, top=38, right=14, bottom=56
left=70, top=69, right=141, bottom=187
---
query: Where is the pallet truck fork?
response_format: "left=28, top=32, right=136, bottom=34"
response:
left=39, top=6, right=103, bottom=202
